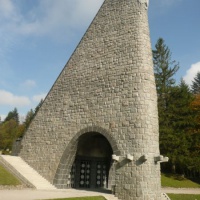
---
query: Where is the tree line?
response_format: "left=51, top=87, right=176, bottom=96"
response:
left=0, top=100, right=43, bottom=154
left=0, top=38, right=200, bottom=178
left=153, top=38, right=200, bottom=178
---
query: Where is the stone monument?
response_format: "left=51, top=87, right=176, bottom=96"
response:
left=19, top=0, right=164, bottom=199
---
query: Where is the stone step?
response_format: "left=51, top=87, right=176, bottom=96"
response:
left=0, top=155, right=56, bottom=190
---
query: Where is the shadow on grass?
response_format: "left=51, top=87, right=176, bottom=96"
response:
left=189, top=177, right=200, bottom=185
left=164, top=173, right=186, bottom=181
left=163, top=173, right=200, bottom=188
left=164, top=173, right=200, bottom=183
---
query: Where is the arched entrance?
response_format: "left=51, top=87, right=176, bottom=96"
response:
left=53, top=126, right=120, bottom=189
left=71, top=132, right=113, bottom=189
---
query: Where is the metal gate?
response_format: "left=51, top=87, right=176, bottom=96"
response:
left=79, top=160, right=91, bottom=188
left=96, top=161, right=107, bottom=188
left=70, top=156, right=108, bottom=189
left=70, top=163, right=76, bottom=188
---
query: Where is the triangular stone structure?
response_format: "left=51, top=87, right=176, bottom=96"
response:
left=19, top=0, right=162, bottom=199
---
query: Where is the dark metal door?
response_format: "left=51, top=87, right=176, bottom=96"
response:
left=96, top=161, right=107, bottom=188
left=79, top=160, right=91, bottom=188
left=71, top=157, right=108, bottom=189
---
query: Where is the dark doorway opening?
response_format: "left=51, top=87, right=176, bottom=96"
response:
left=70, top=132, right=113, bottom=189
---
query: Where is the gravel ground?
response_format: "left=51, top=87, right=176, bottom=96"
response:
left=0, top=188, right=116, bottom=200
left=0, top=187, right=200, bottom=200
left=162, top=187, right=200, bottom=194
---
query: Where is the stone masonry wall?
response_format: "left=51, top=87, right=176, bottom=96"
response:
left=20, top=0, right=161, bottom=199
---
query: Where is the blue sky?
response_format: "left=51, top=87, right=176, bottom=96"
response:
left=0, top=0, right=200, bottom=121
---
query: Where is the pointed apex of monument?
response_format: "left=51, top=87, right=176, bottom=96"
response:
left=138, top=0, right=149, bottom=9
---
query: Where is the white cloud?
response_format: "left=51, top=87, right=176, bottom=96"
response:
left=32, top=93, right=47, bottom=103
left=0, top=0, right=16, bottom=19
left=0, top=0, right=104, bottom=64
left=2, top=0, right=104, bottom=37
left=0, top=89, right=31, bottom=107
left=183, top=62, right=200, bottom=86
left=0, top=115, right=6, bottom=122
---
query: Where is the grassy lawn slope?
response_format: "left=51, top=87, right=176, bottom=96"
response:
left=0, top=164, right=21, bottom=185
left=161, top=173, right=200, bottom=188
left=168, top=194, right=200, bottom=200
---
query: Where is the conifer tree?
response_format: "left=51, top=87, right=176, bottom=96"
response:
left=153, top=38, right=179, bottom=128
left=169, top=79, right=194, bottom=129
left=159, top=80, right=194, bottom=173
left=191, top=71, right=200, bottom=94
left=152, top=37, right=179, bottom=132
left=34, top=99, right=43, bottom=114
left=4, top=108, right=19, bottom=124
left=153, top=38, right=180, bottom=173
left=153, top=38, right=179, bottom=100
left=24, top=109, right=35, bottom=129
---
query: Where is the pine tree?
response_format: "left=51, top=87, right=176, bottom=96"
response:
left=159, top=80, right=194, bottom=173
left=152, top=38, right=183, bottom=173
left=153, top=38, right=179, bottom=128
left=34, top=99, right=43, bottom=114
left=152, top=40, right=200, bottom=174
left=191, top=71, right=200, bottom=94
left=152, top=38, right=180, bottom=133
left=169, top=79, right=194, bottom=129
left=153, top=38, right=179, bottom=100
left=24, top=109, right=35, bottom=129
left=4, top=108, right=19, bottom=124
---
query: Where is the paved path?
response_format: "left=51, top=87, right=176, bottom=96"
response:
left=162, top=187, right=200, bottom=194
left=0, top=188, right=118, bottom=200
left=0, top=188, right=200, bottom=200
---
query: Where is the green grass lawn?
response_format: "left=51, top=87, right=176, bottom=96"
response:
left=161, top=173, right=200, bottom=188
left=43, top=197, right=106, bottom=200
left=0, top=164, right=21, bottom=185
left=168, top=194, right=200, bottom=200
